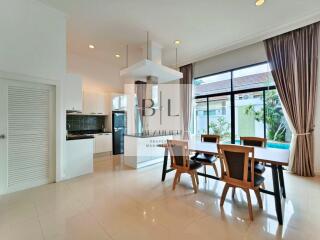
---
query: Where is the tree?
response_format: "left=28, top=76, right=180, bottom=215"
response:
left=244, top=90, right=286, bottom=142
left=209, top=116, right=231, bottom=140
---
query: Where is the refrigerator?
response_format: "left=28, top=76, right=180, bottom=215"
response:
left=112, top=111, right=127, bottom=155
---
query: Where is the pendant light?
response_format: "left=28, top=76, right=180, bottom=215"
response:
left=174, top=40, right=181, bottom=70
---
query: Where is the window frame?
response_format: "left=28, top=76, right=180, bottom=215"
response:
left=193, top=61, right=276, bottom=144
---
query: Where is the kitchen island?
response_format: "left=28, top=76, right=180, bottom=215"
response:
left=124, top=133, right=179, bottom=169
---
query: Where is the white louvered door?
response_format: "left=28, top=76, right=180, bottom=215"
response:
left=0, top=79, right=55, bottom=194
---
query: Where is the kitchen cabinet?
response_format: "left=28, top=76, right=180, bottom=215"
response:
left=64, top=74, right=83, bottom=111
left=65, top=138, right=94, bottom=179
left=83, top=91, right=109, bottom=115
left=94, top=133, right=112, bottom=153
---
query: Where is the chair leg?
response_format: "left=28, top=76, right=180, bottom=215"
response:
left=204, top=165, right=207, bottom=183
left=195, top=171, right=199, bottom=185
left=177, top=173, right=181, bottom=183
left=190, top=172, right=198, bottom=193
left=254, top=189, right=263, bottom=209
left=245, top=189, right=254, bottom=221
left=172, top=170, right=180, bottom=190
left=257, top=173, right=265, bottom=189
left=232, top=187, right=236, bottom=199
left=213, top=163, right=219, bottom=177
left=220, top=184, right=230, bottom=207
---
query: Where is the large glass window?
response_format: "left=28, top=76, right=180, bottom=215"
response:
left=192, top=62, right=291, bottom=149
left=193, top=98, right=208, bottom=140
left=235, top=91, right=264, bottom=142
left=265, top=89, right=291, bottom=149
left=208, top=96, right=231, bottom=143
left=194, top=72, right=231, bottom=96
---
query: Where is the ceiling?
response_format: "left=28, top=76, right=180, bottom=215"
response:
left=41, top=0, right=320, bottom=67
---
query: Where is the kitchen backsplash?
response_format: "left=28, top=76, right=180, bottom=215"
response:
left=67, top=115, right=106, bottom=132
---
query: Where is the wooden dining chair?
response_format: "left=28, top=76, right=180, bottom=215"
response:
left=167, top=140, right=202, bottom=193
left=191, top=134, right=220, bottom=181
left=218, top=144, right=264, bottom=221
left=240, top=137, right=267, bottom=148
left=240, top=137, right=267, bottom=187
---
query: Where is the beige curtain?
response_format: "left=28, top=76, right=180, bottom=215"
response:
left=264, top=22, right=320, bottom=176
left=180, top=64, right=193, bottom=140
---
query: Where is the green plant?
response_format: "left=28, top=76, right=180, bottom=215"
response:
left=244, top=90, right=286, bottom=142
left=209, top=116, right=231, bottom=140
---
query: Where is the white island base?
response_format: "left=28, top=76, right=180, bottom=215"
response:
left=124, top=135, right=174, bottom=169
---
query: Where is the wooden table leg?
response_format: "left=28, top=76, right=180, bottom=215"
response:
left=278, top=165, right=286, bottom=198
left=271, top=165, right=283, bottom=225
left=161, top=148, right=168, bottom=182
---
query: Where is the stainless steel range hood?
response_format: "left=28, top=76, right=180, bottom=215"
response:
left=120, top=41, right=183, bottom=82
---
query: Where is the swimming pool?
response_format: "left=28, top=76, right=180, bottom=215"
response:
left=231, top=140, right=290, bottom=150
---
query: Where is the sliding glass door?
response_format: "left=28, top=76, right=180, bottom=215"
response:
left=193, top=98, right=208, bottom=140
left=234, top=91, right=264, bottom=143
left=265, top=89, right=291, bottom=149
left=208, top=96, right=231, bottom=143
left=192, top=62, right=291, bottom=149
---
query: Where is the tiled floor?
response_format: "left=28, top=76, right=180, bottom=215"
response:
left=1, top=154, right=320, bottom=240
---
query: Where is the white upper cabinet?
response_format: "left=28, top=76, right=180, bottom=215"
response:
left=83, top=91, right=109, bottom=115
left=64, top=74, right=83, bottom=112
left=112, top=94, right=127, bottom=111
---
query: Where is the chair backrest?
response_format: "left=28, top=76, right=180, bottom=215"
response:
left=167, top=140, right=190, bottom=170
left=240, top=137, right=267, bottom=148
left=217, top=144, right=255, bottom=187
left=201, top=134, right=220, bottom=143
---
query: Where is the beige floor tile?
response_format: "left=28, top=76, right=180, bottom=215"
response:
left=1, top=218, right=44, bottom=240
left=0, top=154, right=320, bottom=240
left=0, top=201, right=38, bottom=227
left=39, top=209, right=110, bottom=240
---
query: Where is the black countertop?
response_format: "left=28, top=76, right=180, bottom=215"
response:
left=68, top=130, right=112, bottom=135
left=66, top=134, right=95, bottom=141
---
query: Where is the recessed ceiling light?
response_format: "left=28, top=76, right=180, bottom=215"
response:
left=89, top=44, right=95, bottom=49
left=115, top=54, right=121, bottom=58
left=256, top=0, right=265, bottom=6
left=174, top=40, right=181, bottom=45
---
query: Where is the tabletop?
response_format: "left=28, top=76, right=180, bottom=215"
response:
left=159, top=140, right=290, bottom=166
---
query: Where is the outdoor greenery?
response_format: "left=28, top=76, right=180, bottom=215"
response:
left=245, top=90, right=286, bottom=142
left=209, top=116, right=231, bottom=140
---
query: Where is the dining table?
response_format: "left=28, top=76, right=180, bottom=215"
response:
left=158, top=139, right=290, bottom=225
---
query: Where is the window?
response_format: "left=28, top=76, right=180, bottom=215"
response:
left=192, top=62, right=291, bottom=149
left=265, top=89, right=291, bottom=148
left=192, top=98, right=208, bottom=140
left=235, top=91, right=264, bottom=141
left=194, top=72, right=231, bottom=96
left=233, top=63, right=275, bottom=91
left=208, top=96, right=231, bottom=143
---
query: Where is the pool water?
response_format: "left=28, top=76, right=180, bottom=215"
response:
left=232, top=140, right=290, bottom=150
left=265, top=142, right=290, bottom=149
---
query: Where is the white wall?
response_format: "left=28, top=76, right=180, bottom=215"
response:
left=0, top=0, right=66, bottom=181
left=194, top=41, right=320, bottom=174
left=0, top=0, right=66, bottom=81
left=194, top=42, right=267, bottom=78
left=68, top=53, right=124, bottom=93
left=67, top=46, right=144, bottom=94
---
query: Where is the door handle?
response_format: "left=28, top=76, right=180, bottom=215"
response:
left=0, top=134, right=5, bottom=139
